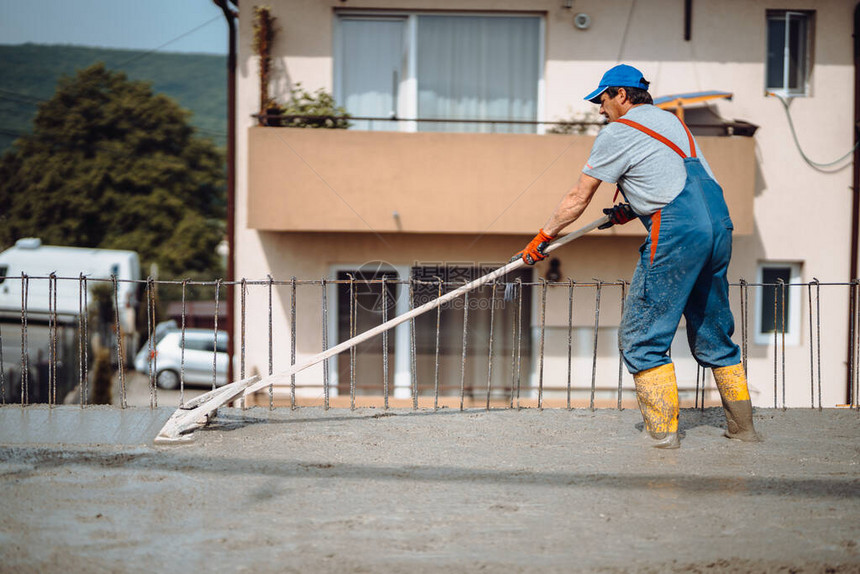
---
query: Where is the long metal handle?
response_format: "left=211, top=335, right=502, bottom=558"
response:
left=240, top=215, right=610, bottom=397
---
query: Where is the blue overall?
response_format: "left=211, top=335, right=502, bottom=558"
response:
left=617, top=119, right=741, bottom=374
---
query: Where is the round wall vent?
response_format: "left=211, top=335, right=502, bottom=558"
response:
left=574, top=13, right=591, bottom=30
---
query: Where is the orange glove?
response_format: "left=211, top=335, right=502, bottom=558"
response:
left=516, top=229, right=556, bottom=265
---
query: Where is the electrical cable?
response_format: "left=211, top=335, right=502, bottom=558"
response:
left=114, top=14, right=223, bottom=67
left=0, top=89, right=45, bottom=104
left=0, top=128, right=28, bottom=138
left=616, top=0, right=638, bottom=63
left=769, top=92, right=857, bottom=172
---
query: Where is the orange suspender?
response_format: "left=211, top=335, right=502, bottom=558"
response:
left=648, top=210, right=661, bottom=265
left=614, top=118, right=697, bottom=158
left=613, top=117, right=696, bottom=263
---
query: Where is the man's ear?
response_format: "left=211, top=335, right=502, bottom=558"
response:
left=617, top=87, right=628, bottom=104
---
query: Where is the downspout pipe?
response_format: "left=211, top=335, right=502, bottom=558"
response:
left=850, top=3, right=860, bottom=405
left=214, top=0, right=237, bottom=386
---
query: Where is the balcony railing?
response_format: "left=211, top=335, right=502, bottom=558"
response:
left=252, top=113, right=759, bottom=137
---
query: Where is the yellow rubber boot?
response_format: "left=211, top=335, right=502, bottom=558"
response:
left=712, top=364, right=761, bottom=442
left=633, top=363, right=680, bottom=449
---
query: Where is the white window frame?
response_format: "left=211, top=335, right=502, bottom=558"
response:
left=333, top=11, right=546, bottom=133
left=754, top=261, right=802, bottom=346
left=327, top=263, right=412, bottom=398
left=765, top=10, right=814, bottom=98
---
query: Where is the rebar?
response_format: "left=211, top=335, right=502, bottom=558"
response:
left=515, top=278, right=524, bottom=410
left=537, top=279, right=547, bottom=410
left=852, top=280, right=857, bottom=409
left=486, top=281, right=497, bottom=411
left=617, top=280, right=627, bottom=410
left=213, top=279, right=221, bottom=392
left=781, top=279, right=787, bottom=410
left=410, top=280, right=418, bottom=410
left=52, top=277, right=58, bottom=406
left=382, top=275, right=389, bottom=410
left=349, top=274, right=356, bottom=410
left=180, top=280, right=187, bottom=408
left=459, top=291, right=470, bottom=411
left=267, top=275, right=274, bottom=409
left=509, top=280, right=518, bottom=410
left=590, top=281, right=602, bottom=411
left=814, top=279, right=821, bottom=411
left=291, top=277, right=297, bottom=410
left=854, top=280, right=860, bottom=410
left=81, top=275, right=89, bottom=406
left=21, top=273, right=30, bottom=407
left=0, top=316, right=5, bottom=405
left=21, top=274, right=29, bottom=406
left=147, top=277, right=156, bottom=408
left=739, top=279, right=749, bottom=376
left=48, top=273, right=56, bottom=407
left=773, top=279, right=779, bottom=409
left=567, top=279, right=574, bottom=411
left=240, top=277, right=247, bottom=409
left=850, top=279, right=860, bottom=409
left=78, top=275, right=85, bottom=407
left=695, top=364, right=701, bottom=409
left=322, top=278, right=330, bottom=410
left=8, top=274, right=860, bottom=411
left=112, top=275, right=127, bottom=408
left=434, top=277, right=443, bottom=411
left=808, top=281, right=815, bottom=408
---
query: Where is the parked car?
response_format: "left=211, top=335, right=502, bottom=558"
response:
left=134, top=327, right=228, bottom=390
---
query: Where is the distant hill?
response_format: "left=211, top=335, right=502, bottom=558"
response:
left=0, top=43, right=226, bottom=154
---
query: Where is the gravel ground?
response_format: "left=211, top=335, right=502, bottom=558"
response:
left=0, top=404, right=858, bottom=573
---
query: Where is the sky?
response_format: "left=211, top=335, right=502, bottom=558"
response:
left=0, top=0, right=228, bottom=55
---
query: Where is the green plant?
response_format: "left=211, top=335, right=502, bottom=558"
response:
left=270, top=83, right=351, bottom=129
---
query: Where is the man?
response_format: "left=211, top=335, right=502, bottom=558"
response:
left=516, top=64, right=759, bottom=449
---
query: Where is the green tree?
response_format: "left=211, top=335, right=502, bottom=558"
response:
left=0, top=63, right=225, bottom=280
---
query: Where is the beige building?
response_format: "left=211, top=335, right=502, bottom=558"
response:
left=233, top=0, right=857, bottom=408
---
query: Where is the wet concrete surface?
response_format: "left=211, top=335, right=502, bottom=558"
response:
left=0, top=405, right=858, bottom=573
left=0, top=406, right=173, bottom=446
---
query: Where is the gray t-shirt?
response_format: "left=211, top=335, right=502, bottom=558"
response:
left=582, top=105, right=716, bottom=216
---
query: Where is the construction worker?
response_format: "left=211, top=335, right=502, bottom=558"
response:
left=515, top=64, right=759, bottom=449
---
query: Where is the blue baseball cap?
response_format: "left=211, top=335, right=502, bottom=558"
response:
left=584, top=64, right=650, bottom=104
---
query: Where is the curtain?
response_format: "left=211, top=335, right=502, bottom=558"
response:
left=340, top=18, right=404, bottom=131
left=417, top=16, right=540, bottom=134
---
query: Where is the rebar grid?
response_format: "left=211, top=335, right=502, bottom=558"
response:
left=0, top=274, right=857, bottom=411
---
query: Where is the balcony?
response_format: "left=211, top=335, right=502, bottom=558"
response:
left=247, top=125, right=755, bottom=235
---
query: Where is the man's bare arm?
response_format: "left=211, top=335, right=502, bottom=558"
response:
left=542, top=172, right=603, bottom=236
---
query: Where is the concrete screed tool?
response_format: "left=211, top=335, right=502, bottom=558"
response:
left=154, top=214, right=612, bottom=444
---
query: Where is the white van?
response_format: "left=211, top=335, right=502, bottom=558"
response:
left=0, top=238, right=140, bottom=329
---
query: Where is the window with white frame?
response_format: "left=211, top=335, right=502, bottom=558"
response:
left=766, top=10, right=814, bottom=97
left=755, top=262, right=802, bottom=346
left=334, top=13, right=543, bottom=133
left=333, top=266, right=401, bottom=397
